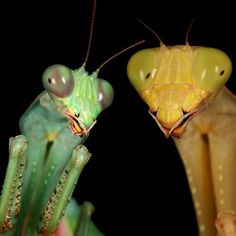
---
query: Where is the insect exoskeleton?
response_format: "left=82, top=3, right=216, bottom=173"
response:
left=127, top=44, right=232, bottom=137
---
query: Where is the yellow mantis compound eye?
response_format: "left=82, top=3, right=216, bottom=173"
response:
left=127, top=48, right=160, bottom=93
left=193, top=47, right=232, bottom=91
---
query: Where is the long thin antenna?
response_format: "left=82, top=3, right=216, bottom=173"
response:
left=137, top=18, right=165, bottom=46
left=185, top=18, right=195, bottom=45
left=82, top=0, right=97, bottom=67
left=96, top=40, right=145, bottom=72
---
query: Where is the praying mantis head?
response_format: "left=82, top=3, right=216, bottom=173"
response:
left=39, top=0, right=115, bottom=137
left=127, top=32, right=232, bottom=137
left=42, top=64, right=114, bottom=136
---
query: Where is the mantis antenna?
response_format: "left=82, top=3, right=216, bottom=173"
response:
left=137, top=18, right=165, bottom=47
left=96, top=40, right=145, bottom=72
left=82, top=0, right=97, bottom=67
left=82, top=0, right=144, bottom=72
left=185, top=18, right=195, bottom=45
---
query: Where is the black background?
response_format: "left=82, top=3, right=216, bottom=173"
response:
left=0, top=0, right=236, bottom=235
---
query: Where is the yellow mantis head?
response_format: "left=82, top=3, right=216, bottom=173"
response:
left=127, top=42, right=232, bottom=137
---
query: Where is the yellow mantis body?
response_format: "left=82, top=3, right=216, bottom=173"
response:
left=127, top=42, right=236, bottom=235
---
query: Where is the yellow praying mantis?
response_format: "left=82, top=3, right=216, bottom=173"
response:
left=127, top=22, right=236, bottom=236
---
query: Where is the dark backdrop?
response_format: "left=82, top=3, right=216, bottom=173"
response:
left=0, top=1, right=235, bottom=235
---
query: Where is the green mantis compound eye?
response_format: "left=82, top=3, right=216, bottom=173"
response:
left=127, top=48, right=161, bottom=93
left=193, top=47, right=232, bottom=91
left=97, top=79, right=114, bottom=110
left=42, top=64, right=74, bottom=98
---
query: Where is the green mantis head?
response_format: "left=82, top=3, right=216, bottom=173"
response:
left=42, top=64, right=114, bottom=136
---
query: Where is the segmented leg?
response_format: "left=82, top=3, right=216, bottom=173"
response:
left=40, top=145, right=91, bottom=234
left=174, top=88, right=236, bottom=236
left=0, top=135, right=27, bottom=234
left=174, top=128, right=217, bottom=236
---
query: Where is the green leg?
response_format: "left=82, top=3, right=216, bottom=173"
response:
left=0, top=135, right=27, bottom=234
left=13, top=138, right=48, bottom=235
left=38, top=145, right=92, bottom=234
left=75, top=202, right=104, bottom=236
left=15, top=108, right=49, bottom=235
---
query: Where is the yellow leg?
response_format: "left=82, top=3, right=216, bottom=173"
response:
left=208, top=113, right=236, bottom=213
left=174, top=126, right=217, bottom=236
left=174, top=88, right=236, bottom=236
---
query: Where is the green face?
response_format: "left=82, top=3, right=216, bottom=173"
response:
left=42, top=64, right=114, bottom=136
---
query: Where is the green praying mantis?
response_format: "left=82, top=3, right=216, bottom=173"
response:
left=14, top=63, right=113, bottom=235
left=0, top=0, right=146, bottom=234
left=127, top=23, right=236, bottom=236
left=0, top=59, right=108, bottom=234
left=0, top=0, right=114, bottom=234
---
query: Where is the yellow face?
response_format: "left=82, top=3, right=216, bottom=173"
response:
left=127, top=45, right=232, bottom=137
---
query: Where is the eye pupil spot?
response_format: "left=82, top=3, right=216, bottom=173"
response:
left=145, top=72, right=151, bottom=79
left=220, top=70, right=225, bottom=76
left=42, top=64, right=75, bottom=98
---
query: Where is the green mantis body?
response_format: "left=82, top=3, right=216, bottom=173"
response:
left=19, top=64, right=112, bottom=235
left=0, top=0, right=117, bottom=233
left=0, top=61, right=113, bottom=235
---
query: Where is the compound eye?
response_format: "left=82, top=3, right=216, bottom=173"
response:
left=42, top=64, right=74, bottom=98
left=127, top=48, right=158, bottom=93
left=97, top=79, right=114, bottom=110
left=193, top=47, right=232, bottom=91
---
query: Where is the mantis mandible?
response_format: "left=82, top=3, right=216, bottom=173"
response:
left=127, top=23, right=236, bottom=236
